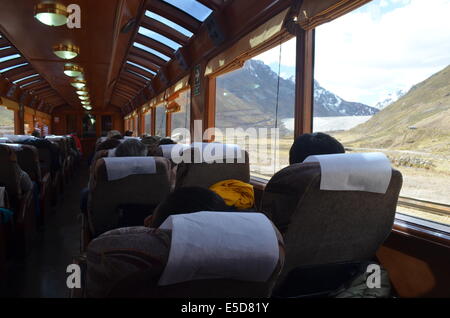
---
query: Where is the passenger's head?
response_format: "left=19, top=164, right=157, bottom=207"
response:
left=107, top=130, right=122, bottom=140
left=124, top=130, right=133, bottom=137
left=289, top=132, right=345, bottom=165
left=148, top=187, right=229, bottom=228
left=115, top=139, right=147, bottom=157
left=141, top=135, right=160, bottom=147
left=31, top=130, right=41, bottom=138
left=158, top=138, right=176, bottom=146
left=97, top=138, right=121, bottom=151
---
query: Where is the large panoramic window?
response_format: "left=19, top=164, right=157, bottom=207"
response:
left=0, top=105, right=14, bottom=136
left=155, top=105, right=166, bottom=137
left=215, top=38, right=296, bottom=179
left=145, top=111, right=152, bottom=135
left=314, top=0, right=450, bottom=226
left=171, top=89, right=191, bottom=141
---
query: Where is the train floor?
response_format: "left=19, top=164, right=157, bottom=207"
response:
left=2, top=163, right=88, bottom=298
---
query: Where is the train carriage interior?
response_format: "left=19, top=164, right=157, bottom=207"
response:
left=0, top=0, right=449, bottom=300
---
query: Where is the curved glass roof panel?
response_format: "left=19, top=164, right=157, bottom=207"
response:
left=162, top=0, right=212, bottom=21
left=20, top=79, right=42, bottom=88
left=138, top=27, right=182, bottom=51
left=145, top=11, right=194, bottom=38
left=0, top=62, right=28, bottom=73
left=13, top=74, right=39, bottom=84
left=133, top=42, right=171, bottom=61
left=0, top=54, right=21, bottom=64
left=126, top=61, right=156, bottom=75
left=127, top=69, right=151, bottom=81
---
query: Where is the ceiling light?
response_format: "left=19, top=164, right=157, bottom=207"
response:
left=34, top=2, right=68, bottom=27
left=64, top=63, right=83, bottom=77
left=83, top=106, right=92, bottom=111
left=76, top=88, right=89, bottom=96
left=71, top=78, right=86, bottom=89
left=53, top=44, right=79, bottom=59
left=81, top=101, right=90, bottom=105
left=79, top=95, right=89, bottom=101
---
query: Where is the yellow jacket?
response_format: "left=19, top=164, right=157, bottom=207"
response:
left=210, top=179, right=255, bottom=209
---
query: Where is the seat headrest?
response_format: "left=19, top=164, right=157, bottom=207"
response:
left=159, top=144, right=190, bottom=159
left=186, top=142, right=245, bottom=163
left=303, top=152, right=392, bottom=194
left=103, top=157, right=157, bottom=181
left=4, top=135, right=35, bottom=143
left=158, top=211, right=279, bottom=286
left=0, top=137, right=11, bottom=144
left=107, top=148, right=116, bottom=157
left=1, top=143, right=23, bottom=150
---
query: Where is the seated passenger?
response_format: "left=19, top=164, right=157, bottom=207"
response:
left=31, top=130, right=41, bottom=138
left=115, top=139, right=147, bottom=157
left=124, top=130, right=133, bottom=137
left=209, top=179, right=255, bottom=210
left=158, top=138, right=176, bottom=146
left=96, top=138, right=121, bottom=152
left=144, top=187, right=229, bottom=228
left=289, top=132, right=345, bottom=165
left=107, top=130, right=123, bottom=140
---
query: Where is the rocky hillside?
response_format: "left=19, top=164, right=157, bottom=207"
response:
left=216, top=59, right=378, bottom=132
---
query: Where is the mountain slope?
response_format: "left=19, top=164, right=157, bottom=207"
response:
left=336, top=65, right=450, bottom=154
left=216, top=59, right=379, bottom=126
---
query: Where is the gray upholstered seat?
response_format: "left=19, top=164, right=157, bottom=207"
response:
left=261, top=161, right=402, bottom=287
left=87, top=157, right=172, bottom=237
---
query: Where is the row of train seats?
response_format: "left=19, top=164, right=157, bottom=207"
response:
left=79, top=136, right=403, bottom=298
left=0, top=134, right=80, bottom=279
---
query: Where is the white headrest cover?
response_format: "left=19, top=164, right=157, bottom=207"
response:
left=160, top=144, right=190, bottom=159
left=107, top=148, right=116, bottom=157
left=5, top=135, right=34, bottom=143
left=0, top=137, right=12, bottom=144
left=2, top=143, right=23, bottom=150
left=158, top=212, right=279, bottom=286
left=189, top=142, right=244, bottom=163
left=103, top=157, right=156, bottom=181
left=303, top=152, right=392, bottom=194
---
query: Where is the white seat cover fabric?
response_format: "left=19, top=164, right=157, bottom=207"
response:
left=190, top=142, right=244, bottom=163
left=107, top=148, right=116, bottom=157
left=0, top=137, right=11, bottom=144
left=160, top=144, right=190, bottom=159
left=158, top=211, right=279, bottom=286
left=303, top=152, right=392, bottom=194
left=103, top=157, right=156, bottom=181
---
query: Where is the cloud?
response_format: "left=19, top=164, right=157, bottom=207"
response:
left=314, top=0, right=450, bottom=105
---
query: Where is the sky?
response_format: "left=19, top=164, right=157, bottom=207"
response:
left=254, top=0, right=450, bottom=106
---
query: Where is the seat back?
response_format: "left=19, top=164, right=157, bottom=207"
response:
left=11, top=144, right=41, bottom=183
left=175, top=143, right=250, bottom=189
left=88, top=157, right=172, bottom=236
left=0, top=145, right=21, bottom=198
left=86, top=219, right=285, bottom=298
left=261, top=161, right=402, bottom=285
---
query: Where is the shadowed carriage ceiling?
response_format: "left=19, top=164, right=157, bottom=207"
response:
left=0, top=0, right=225, bottom=114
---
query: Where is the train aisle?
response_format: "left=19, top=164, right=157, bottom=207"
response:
left=1, top=163, right=88, bottom=298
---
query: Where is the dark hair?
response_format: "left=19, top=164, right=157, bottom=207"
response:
left=158, top=138, right=176, bottom=146
left=124, top=130, right=133, bottom=137
left=115, top=139, right=147, bottom=157
left=97, top=138, right=121, bottom=151
left=289, top=132, right=345, bottom=165
left=150, top=187, right=229, bottom=228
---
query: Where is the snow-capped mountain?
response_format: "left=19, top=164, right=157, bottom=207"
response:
left=375, top=90, right=406, bottom=109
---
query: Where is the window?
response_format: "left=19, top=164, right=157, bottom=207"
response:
left=101, top=115, right=112, bottom=136
left=133, top=43, right=170, bottom=62
left=82, top=114, right=96, bottom=138
left=215, top=37, right=296, bottom=179
left=314, top=0, right=450, bottom=226
left=145, top=111, right=152, bottom=135
left=155, top=105, right=166, bottom=136
left=0, top=105, right=15, bottom=136
left=171, top=89, right=191, bottom=137
left=127, top=61, right=156, bottom=76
